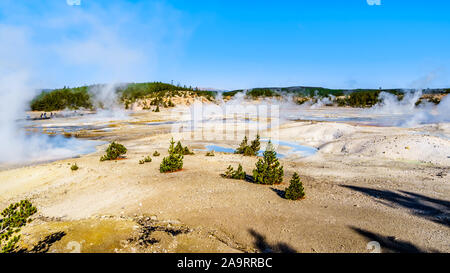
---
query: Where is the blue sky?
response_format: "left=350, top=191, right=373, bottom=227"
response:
left=0, top=0, right=449, bottom=90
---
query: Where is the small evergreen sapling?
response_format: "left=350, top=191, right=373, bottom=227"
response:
left=234, top=136, right=248, bottom=154
left=285, top=173, right=305, bottom=200
left=139, top=156, right=152, bottom=164
left=222, top=164, right=246, bottom=180
left=234, top=134, right=260, bottom=156
left=100, top=142, right=127, bottom=161
left=252, top=140, right=284, bottom=185
left=183, top=146, right=195, bottom=155
left=174, top=141, right=194, bottom=155
left=144, top=156, right=152, bottom=162
left=160, top=138, right=184, bottom=173
left=0, top=200, right=37, bottom=253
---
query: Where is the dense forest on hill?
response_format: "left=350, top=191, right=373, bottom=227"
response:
left=30, top=86, right=93, bottom=111
left=30, top=82, right=216, bottom=111
left=224, top=86, right=448, bottom=107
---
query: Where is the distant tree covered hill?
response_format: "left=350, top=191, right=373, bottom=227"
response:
left=30, top=82, right=217, bottom=111
left=30, top=86, right=93, bottom=111
left=223, top=86, right=449, bottom=107
left=225, top=86, right=449, bottom=98
left=29, top=82, right=449, bottom=111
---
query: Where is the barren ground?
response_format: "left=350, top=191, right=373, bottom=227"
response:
left=0, top=107, right=449, bottom=253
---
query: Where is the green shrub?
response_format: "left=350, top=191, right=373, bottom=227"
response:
left=206, top=150, right=215, bottom=156
left=0, top=200, right=37, bottom=253
left=285, top=173, right=305, bottom=200
left=70, top=163, right=79, bottom=171
left=235, top=134, right=260, bottom=156
left=153, top=151, right=160, bottom=156
left=139, top=156, right=152, bottom=164
left=222, top=164, right=246, bottom=180
left=253, top=141, right=284, bottom=185
left=183, top=146, right=194, bottom=155
left=160, top=138, right=184, bottom=173
left=100, top=142, right=127, bottom=161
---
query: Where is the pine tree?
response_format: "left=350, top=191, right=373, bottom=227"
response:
left=160, top=138, right=184, bottom=173
left=183, top=146, right=194, bottom=155
left=222, top=164, right=246, bottom=180
left=234, top=136, right=248, bottom=154
left=0, top=200, right=37, bottom=253
left=233, top=164, right=246, bottom=180
left=174, top=141, right=194, bottom=155
left=285, top=172, right=305, bottom=200
left=250, top=134, right=261, bottom=156
left=235, top=135, right=260, bottom=156
left=252, top=140, right=284, bottom=185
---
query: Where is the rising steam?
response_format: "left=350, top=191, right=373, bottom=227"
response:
left=368, top=90, right=450, bottom=127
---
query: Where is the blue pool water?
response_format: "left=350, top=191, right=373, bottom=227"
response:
left=260, top=139, right=318, bottom=157
left=204, top=139, right=318, bottom=159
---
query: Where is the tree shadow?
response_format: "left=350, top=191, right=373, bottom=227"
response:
left=350, top=226, right=440, bottom=253
left=248, top=229, right=296, bottom=253
left=26, top=231, right=67, bottom=253
left=245, top=174, right=254, bottom=183
left=270, top=188, right=285, bottom=198
left=341, top=185, right=450, bottom=227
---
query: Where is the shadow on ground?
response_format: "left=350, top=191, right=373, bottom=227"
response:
left=270, top=188, right=285, bottom=198
left=350, top=226, right=440, bottom=253
left=342, top=185, right=450, bottom=227
left=245, top=174, right=254, bottom=183
left=26, top=231, right=67, bottom=253
left=248, top=229, right=296, bottom=253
